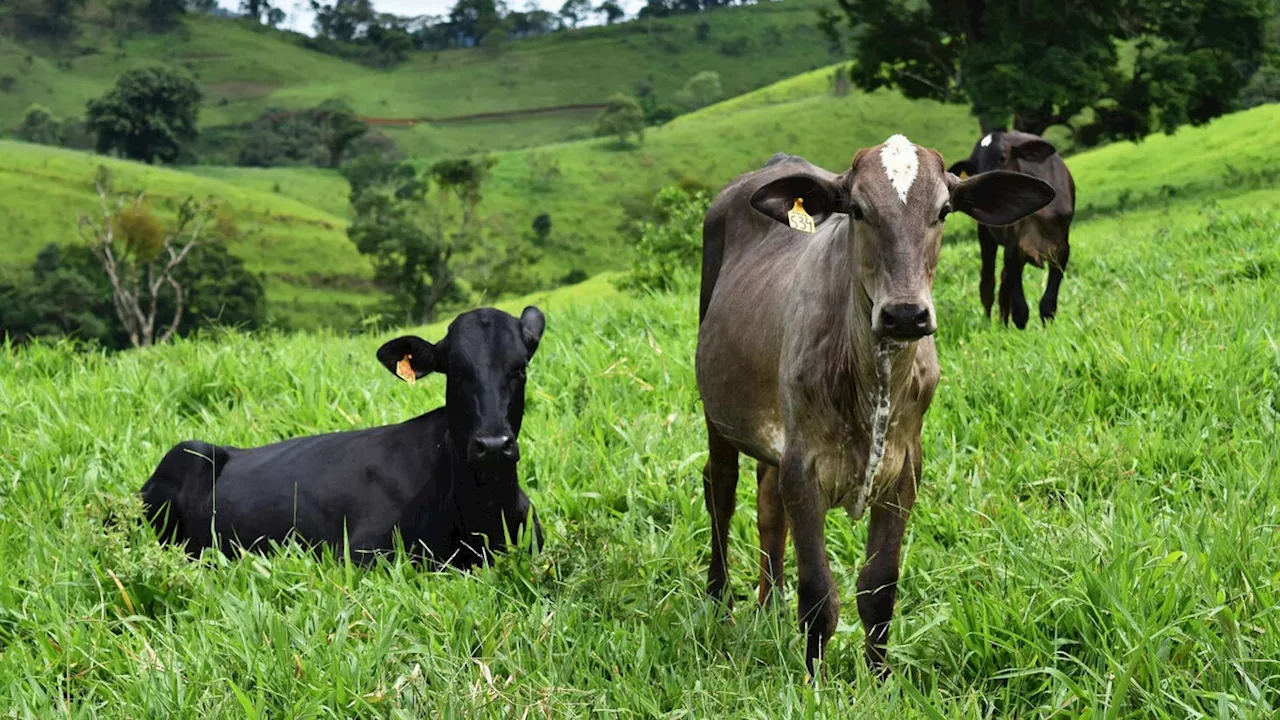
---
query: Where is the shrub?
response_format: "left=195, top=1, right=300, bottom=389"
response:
left=595, top=93, right=646, bottom=146
left=17, top=104, right=60, bottom=145
left=617, top=186, right=711, bottom=293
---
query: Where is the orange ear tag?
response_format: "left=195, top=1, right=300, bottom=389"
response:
left=396, top=354, right=416, bottom=384
left=787, top=198, right=816, bottom=233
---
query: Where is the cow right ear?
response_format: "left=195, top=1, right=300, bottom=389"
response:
left=377, top=336, right=444, bottom=381
left=750, top=172, right=849, bottom=226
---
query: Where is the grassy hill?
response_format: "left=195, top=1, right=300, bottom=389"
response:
left=3, top=103, right=1279, bottom=714
left=2, top=0, right=839, bottom=159
left=0, top=140, right=374, bottom=329
left=5, top=62, right=1279, bottom=329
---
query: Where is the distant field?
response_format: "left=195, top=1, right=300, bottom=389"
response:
left=5, top=88, right=1279, bottom=328
left=2, top=160, right=1277, bottom=714
left=2, top=0, right=838, bottom=159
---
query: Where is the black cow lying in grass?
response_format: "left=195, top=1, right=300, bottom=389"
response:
left=140, top=306, right=546, bottom=569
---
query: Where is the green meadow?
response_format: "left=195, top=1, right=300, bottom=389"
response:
left=2, top=98, right=1279, bottom=715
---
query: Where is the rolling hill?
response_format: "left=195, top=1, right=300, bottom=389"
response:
left=0, top=140, right=374, bottom=329
left=1, top=0, right=840, bottom=160
left=4, top=57, right=1278, bottom=330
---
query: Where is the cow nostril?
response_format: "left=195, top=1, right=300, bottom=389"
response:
left=502, top=436, right=514, bottom=452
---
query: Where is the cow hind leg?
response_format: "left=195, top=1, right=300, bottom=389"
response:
left=756, top=462, right=787, bottom=605
left=703, top=421, right=740, bottom=600
left=856, top=443, right=919, bottom=678
left=140, top=440, right=229, bottom=556
left=979, top=229, right=999, bottom=319
left=1039, top=241, right=1070, bottom=323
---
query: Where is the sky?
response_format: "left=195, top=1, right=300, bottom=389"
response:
left=216, top=0, right=647, bottom=35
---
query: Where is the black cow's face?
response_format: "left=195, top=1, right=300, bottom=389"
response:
left=377, top=306, right=545, bottom=471
left=948, top=131, right=1057, bottom=178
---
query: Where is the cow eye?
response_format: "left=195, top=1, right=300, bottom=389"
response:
left=938, top=204, right=952, bottom=222
left=849, top=202, right=864, bottom=221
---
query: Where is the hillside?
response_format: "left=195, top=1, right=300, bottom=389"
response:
left=1, top=0, right=839, bottom=160
left=0, top=140, right=374, bottom=329
left=3, top=101, right=1279, bottom=714
left=5, top=68, right=1279, bottom=330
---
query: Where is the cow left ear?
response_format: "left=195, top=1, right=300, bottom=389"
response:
left=377, top=335, right=443, bottom=381
left=1011, top=138, right=1056, bottom=163
left=951, top=170, right=1055, bottom=227
left=520, top=306, right=545, bottom=359
left=750, top=172, right=850, bottom=226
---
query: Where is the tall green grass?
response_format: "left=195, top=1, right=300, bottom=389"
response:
left=2, top=174, right=1277, bottom=714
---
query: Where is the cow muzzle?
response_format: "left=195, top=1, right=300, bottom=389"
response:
left=874, top=301, right=936, bottom=339
left=469, top=432, right=520, bottom=467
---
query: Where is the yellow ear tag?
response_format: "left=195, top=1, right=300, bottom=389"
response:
left=787, top=198, right=816, bottom=233
left=396, top=354, right=416, bottom=384
left=959, top=170, right=969, bottom=180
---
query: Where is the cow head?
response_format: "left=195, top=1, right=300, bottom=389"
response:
left=750, top=134, right=1054, bottom=340
left=947, top=131, right=1057, bottom=178
left=377, top=306, right=545, bottom=470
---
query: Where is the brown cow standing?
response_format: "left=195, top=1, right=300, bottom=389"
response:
left=696, top=137, right=1053, bottom=676
left=948, top=131, right=1076, bottom=328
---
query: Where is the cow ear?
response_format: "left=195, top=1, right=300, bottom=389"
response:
left=947, top=159, right=976, bottom=178
left=951, top=170, right=1055, bottom=227
left=749, top=172, right=849, bottom=226
left=519, top=306, right=545, bottom=359
left=1011, top=138, right=1056, bottom=163
left=377, top=335, right=443, bottom=381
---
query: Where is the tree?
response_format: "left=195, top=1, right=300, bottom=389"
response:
left=310, top=0, right=376, bottom=40
left=448, top=0, right=507, bottom=46
left=559, top=0, right=592, bottom=28
left=819, top=0, right=1272, bottom=141
left=241, top=0, right=285, bottom=26
left=596, top=0, right=625, bottom=25
left=86, top=66, right=201, bottom=164
left=319, top=106, right=368, bottom=167
left=77, top=168, right=216, bottom=348
left=595, top=93, right=646, bottom=146
left=677, top=70, right=722, bottom=109
left=8, top=0, right=87, bottom=39
left=18, top=105, right=61, bottom=145
left=342, top=155, right=495, bottom=324
left=531, top=213, right=552, bottom=246
left=480, top=28, right=508, bottom=56
left=139, top=0, right=187, bottom=30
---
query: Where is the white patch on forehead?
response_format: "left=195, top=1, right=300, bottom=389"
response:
left=980, top=133, right=993, bottom=148
left=879, top=134, right=919, bottom=204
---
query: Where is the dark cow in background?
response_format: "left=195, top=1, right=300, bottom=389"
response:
left=141, top=306, right=546, bottom=569
left=697, top=137, right=1053, bottom=676
left=948, top=131, right=1076, bottom=328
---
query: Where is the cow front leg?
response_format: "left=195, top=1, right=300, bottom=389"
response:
left=856, top=442, right=919, bottom=677
left=1002, top=243, right=1030, bottom=329
left=703, top=420, right=740, bottom=600
left=756, top=462, right=787, bottom=605
left=1039, top=241, right=1070, bottom=323
left=979, top=227, right=999, bottom=319
left=781, top=447, right=837, bottom=677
